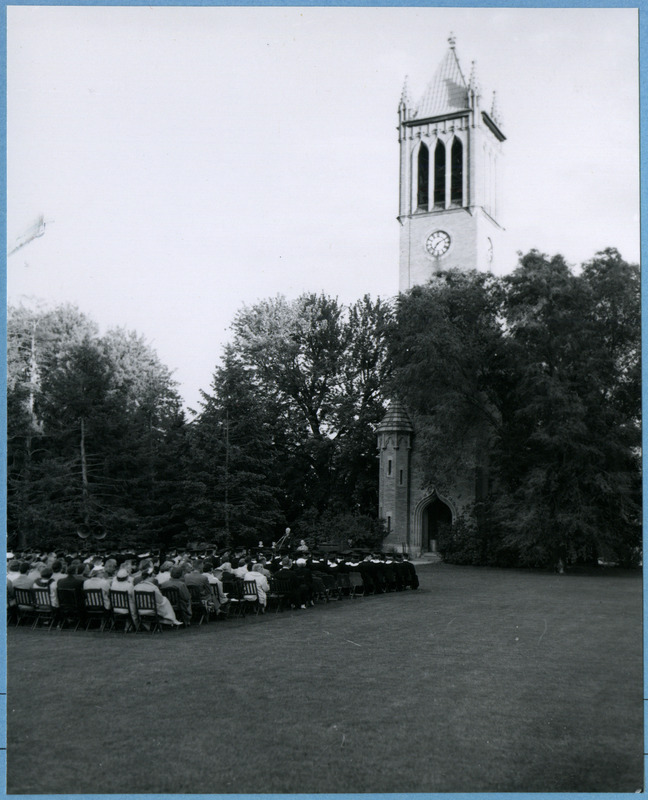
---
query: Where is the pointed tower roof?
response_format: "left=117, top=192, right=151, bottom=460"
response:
left=416, top=33, right=469, bottom=119
left=376, top=400, right=414, bottom=434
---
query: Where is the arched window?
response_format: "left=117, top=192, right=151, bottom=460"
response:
left=416, top=143, right=429, bottom=211
left=434, top=141, right=446, bottom=208
left=451, top=138, right=463, bottom=205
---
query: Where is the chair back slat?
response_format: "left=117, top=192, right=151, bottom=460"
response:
left=84, top=588, right=106, bottom=611
left=14, top=588, right=34, bottom=608
left=134, top=590, right=157, bottom=613
left=272, top=578, right=293, bottom=595
left=32, top=587, right=53, bottom=608
left=109, top=589, right=131, bottom=612
left=243, top=580, right=258, bottom=598
left=161, top=585, right=180, bottom=605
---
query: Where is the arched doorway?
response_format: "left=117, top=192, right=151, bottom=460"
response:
left=422, top=497, right=453, bottom=553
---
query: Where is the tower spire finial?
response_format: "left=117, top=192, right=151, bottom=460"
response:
left=448, top=31, right=456, bottom=49
left=468, top=60, right=480, bottom=94
left=491, top=90, right=501, bottom=124
left=400, top=74, right=410, bottom=103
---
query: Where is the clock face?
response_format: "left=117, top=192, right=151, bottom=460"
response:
left=425, top=230, right=451, bottom=257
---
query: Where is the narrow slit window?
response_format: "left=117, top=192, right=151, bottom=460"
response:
left=417, top=144, right=429, bottom=211
left=387, top=515, right=392, bottom=533
left=388, top=459, right=392, bottom=476
left=434, top=141, right=446, bottom=207
left=399, top=469, right=404, bottom=485
left=451, top=138, right=463, bottom=205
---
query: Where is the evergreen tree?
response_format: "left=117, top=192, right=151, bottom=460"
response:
left=7, top=304, right=185, bottom=552
left=186, top=348, right=283, bottom=548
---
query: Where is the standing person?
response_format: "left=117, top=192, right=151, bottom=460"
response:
left=293, top=558, right=314, bottom=606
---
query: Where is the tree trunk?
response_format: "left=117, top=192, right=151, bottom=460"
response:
left=80, top=416, right=90, bottom=527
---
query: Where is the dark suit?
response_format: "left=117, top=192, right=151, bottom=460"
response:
left=273, top=567, right=305, bottom=607
left=160, top=578, right=192, bottom=624
left=56, top=574, right=86, bottom=618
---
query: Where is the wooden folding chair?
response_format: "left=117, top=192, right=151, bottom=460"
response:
left=84, top=588, right=109, bottom=631
left=187, top=584, right=209, bottom=625
left=210, top=583, right=230, bottom=619
left=337, top=572, right=352, bottom=597
left=31, top=587, right=57, bottom=631
left=56, top=587, right=83, bottom=631
left=311, top=575, right=328, bottom=603
left=267, top=577, right=293, bottom=612
left=13, top=588, right=36, bottom=627
left=225, top=580, right=246, bottom=618
left=242, top=580, right=261, bottom=616
left=134, top=589, right=163, bottom=633
left=108, top=589, right=134, bottom=632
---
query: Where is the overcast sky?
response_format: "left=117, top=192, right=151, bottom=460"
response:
left=7, top=6, right=639, bottom=411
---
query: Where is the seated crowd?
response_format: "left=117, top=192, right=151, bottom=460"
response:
left=7, top=545, right=419, bottom=630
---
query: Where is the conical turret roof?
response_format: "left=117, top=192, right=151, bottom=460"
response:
left=416, top=34, right=469, bottom=118
left=376, top=400, right=414, bottom=433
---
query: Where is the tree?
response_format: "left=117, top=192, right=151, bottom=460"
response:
left=185, top=347, right=283, bottom=548
left=7, top=304, right=186, bottom=552
left=495, top=249, right=641, bottom=566
left=229, top=292, right=391, bottom=528
left=387, top=269, right=509, bottom=498
left=387, top=252, right=641, bottom=568
left=8, top=305, right=101, bottom=549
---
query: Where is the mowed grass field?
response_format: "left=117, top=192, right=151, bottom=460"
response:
left=7, top=563, right=642, bottom=794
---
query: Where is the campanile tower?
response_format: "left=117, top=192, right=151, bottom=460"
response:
left=398, top=35, right=505, bottom=292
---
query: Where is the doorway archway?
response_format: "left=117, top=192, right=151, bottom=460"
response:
left=415, top=493, right=454, bottom=553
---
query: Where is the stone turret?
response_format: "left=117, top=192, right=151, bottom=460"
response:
left=376, top=400, right=414, bottom=552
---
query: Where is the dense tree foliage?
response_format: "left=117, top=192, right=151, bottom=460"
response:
left=186, top=293, right=391, bottom=548
left=7, top=305, right=184, bottom=551
left=8, top=249, right=639, bottom=566
left=183, top=347, right=283, bottom=548
left=388, top=249, right=641, bottom=567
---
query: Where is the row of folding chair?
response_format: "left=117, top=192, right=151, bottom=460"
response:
left=8, top=571, right=374, bottom=633
left=9, top=586, right=166, bottom=633
left=264, top=571, right=366, bottom=613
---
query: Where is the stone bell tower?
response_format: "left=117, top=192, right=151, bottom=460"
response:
left=380, top=36, right=505, bottom=556
left=398, top=34, right=506, bottom=292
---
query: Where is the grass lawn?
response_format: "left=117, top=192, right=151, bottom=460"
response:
left=6, top=563, right=642, bottom=794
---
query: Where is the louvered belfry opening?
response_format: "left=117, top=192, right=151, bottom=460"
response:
left=434, top=140, right=446, bottom=208
left=451, top=137, right=463, bottom=206
left=417, top=143, right=429, bottom=211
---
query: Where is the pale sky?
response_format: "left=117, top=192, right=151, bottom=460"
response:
left=7, top=6, right=640, bottom=412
